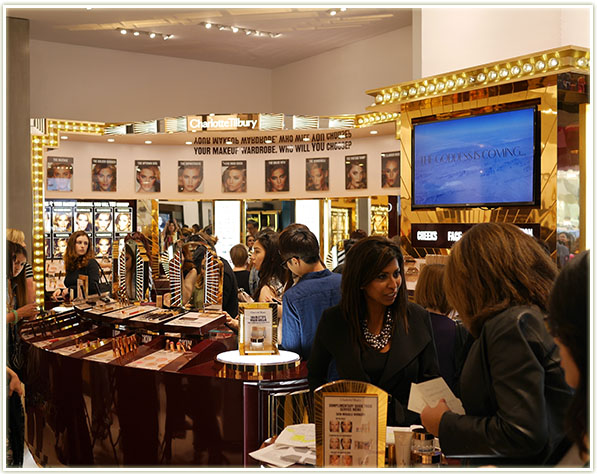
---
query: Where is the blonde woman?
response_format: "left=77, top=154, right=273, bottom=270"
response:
left=6, top=229, right=35, bottom=304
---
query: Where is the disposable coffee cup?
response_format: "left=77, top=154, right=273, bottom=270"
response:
left=394, top=429, right=414, bottom=467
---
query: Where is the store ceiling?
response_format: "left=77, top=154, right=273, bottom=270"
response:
left=7, top=7, right=413, bottom=68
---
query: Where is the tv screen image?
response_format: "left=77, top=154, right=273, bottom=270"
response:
left=412, top=106, right=538, bottom=208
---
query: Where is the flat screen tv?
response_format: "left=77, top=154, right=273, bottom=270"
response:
left=411, top=104, right=540, bottom=209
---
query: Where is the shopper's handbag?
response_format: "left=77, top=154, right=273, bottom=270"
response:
left=96, top=261, right=112, bottom=294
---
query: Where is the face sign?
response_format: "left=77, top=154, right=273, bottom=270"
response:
left=341, top=420, right=352, bottom=433
left=138, top=168, right=157, bottom=192
left=225, top=169, right=245, bottom=192
left=97, top=238, right=111, bottom=256
left=76, top=213, right=90, bottom=231
left=348, top=164, right=364, bottom=185
left=269, top=167, right=287, bottom=192
left=363, top=259, right=401, bottom=311
left=54, top=166, right=72, bottom=179
left=309, top=165, right=327, bottom=190
left=383, top=159, right=399, bottom=187
left=12, top=253, right=26, bottom=278
left=56, top=239, right=68, bottom=256
left=251, top=240, right=266, bottom=271
left=329, top=437, right=339, bottom=449
left=75, top=235, right=89, bottom=256
left=182, top=167, right=202, bottom=192
left=97, top=167, right=114, bottom=191
left=329, top=420, right=340, bottom=432
left=116, top=214, right=131, bottom=231
left=55, top=214, right=70, bottom=231
left=96, top=213, right=112, bottom=231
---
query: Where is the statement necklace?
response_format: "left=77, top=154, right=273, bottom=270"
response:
left=361, top=308, right=393, bottom=350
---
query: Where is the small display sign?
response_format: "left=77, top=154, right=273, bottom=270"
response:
left=238, top=302, right=279, bottom=355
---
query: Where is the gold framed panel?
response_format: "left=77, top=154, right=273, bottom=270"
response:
left=238, top=302, right=279, bottom=355
left=400, top=77, right=560, bottom=258
left=314, top=380, right=388, bottom=468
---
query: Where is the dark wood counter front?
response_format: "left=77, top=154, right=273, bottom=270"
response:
left=22, top=311, right=308, bottom=467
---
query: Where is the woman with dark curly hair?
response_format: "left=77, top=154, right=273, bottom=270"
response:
left=52, top=231, right=100, bottom=300
left=421, top=223, right=572, bottom=466
left=547, top=250, right=589, bottom=466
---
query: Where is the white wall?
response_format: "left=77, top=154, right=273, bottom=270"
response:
left=44, top=132, right=400, bottom=201
left=418, top=7, right=591, bottom=78
left=165, top=201, right=199, bottom=227
left=30, top=40, right=273, bottom=123
left=272, top=27, right=413, bottom=116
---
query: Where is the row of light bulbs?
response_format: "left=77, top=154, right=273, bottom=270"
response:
left=357, top=112, right=399, bottom=126
left=199, top=21, right=282, bottom=38
left=118, top=28, right=174, bottom=40
left=374, top=55, right=589, bottom=105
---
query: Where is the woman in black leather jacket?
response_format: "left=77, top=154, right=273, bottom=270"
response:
left=421, top=223, right=572, bottom=466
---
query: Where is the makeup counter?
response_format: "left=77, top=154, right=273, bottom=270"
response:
left=21, top=298, right=308, bottom=467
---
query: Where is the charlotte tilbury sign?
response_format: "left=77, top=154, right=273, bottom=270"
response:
left=187, top=114, right=258, bottom=131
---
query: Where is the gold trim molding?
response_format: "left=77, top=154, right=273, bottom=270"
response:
left=365, top=46, right=589, bottom=110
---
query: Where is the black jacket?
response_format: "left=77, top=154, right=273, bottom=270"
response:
left=64, top=258, right=100, bottom=296
left=308, top=302, right=440, bottom=426
left=439, top=305, right=573, bottom=466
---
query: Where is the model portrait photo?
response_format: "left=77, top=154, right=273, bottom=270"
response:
left=74, top=211, right=92, bottom=232
left=115, top=211, right=133, bottom=233
left=345, top=154, right=367, bottom=190
left=222, top=161, right=247, bottom=193
left=265, top=160, right=289, bottom=192
left=92, top=158, right=117, bottom=192
left=95, top=237, right=113, bottom=258
left=381, top=151, right=400, bottom=188
left=306, top=158, right=329, bottom=191
left=135, top=161, right=161, bottom=193
left=178, top=161, right=204, bottom=193
left=47, top=156, right=74, bottom=192
left=95, top=210, right=113, bottom=232
left=53, top=211, right=72, bottom=233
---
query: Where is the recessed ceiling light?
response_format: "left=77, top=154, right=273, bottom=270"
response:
left=149, top=32, right=156, bottom=39
left=144, top=140, right=152, bottom=144
left=340, top=8, right=347, bottom=12
left=205, top=22, right=212, bottom=29
left=120, top=29, right=127, bottom=35
left=329, top=10, right=337, bottom=16
left=133, top=31, right=140, bottom=36
left=370, top=130, right=378, bottom=135
left=231, top=26, right=239, bottom=33
left=107, top=138, right=115, bottom=142
left=185, top=141, right=192, bottom=145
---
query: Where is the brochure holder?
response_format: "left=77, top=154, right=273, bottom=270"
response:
left=314, top=380, right=388, bottom=468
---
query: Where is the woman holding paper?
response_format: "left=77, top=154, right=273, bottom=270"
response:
left=421, top=223, right=572, bottom=466
left=308, top=236, right=440, bottom=426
